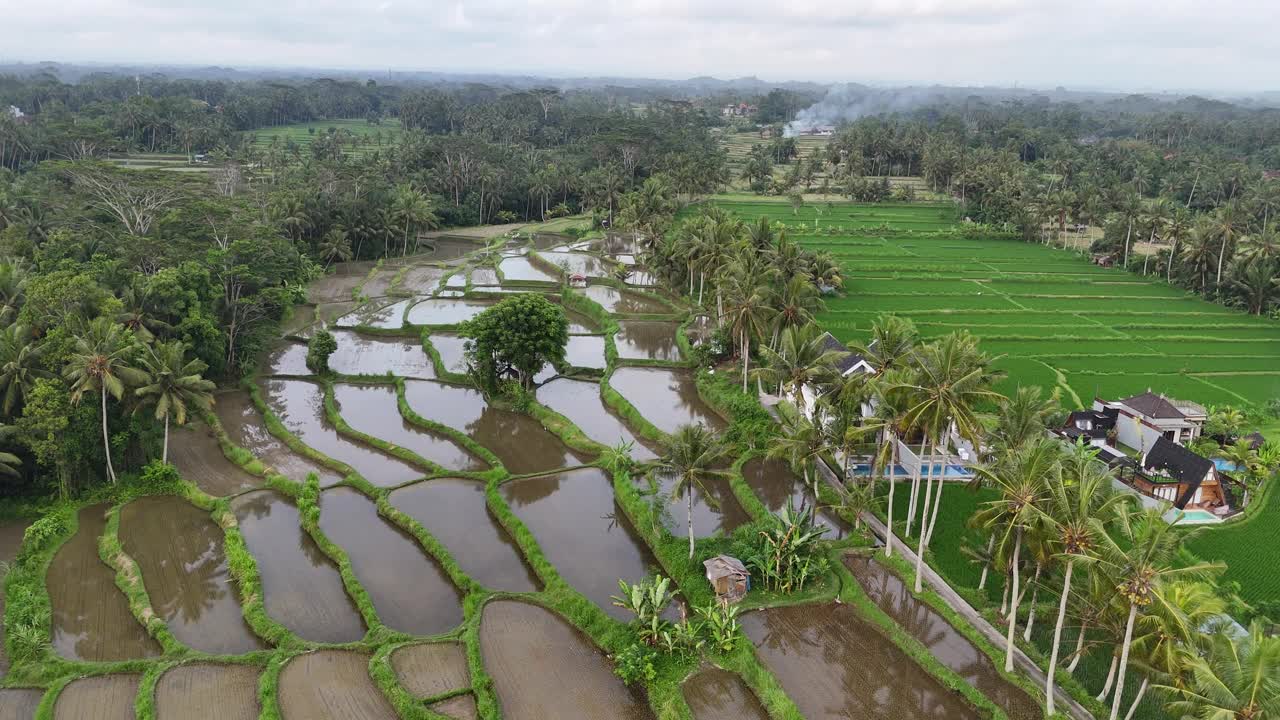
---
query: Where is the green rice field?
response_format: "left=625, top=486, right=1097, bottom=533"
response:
left=712, top=198, right=1280, bottom=411
left=246, top=118, right=402, bottom=158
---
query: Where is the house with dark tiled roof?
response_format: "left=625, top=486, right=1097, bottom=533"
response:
left=1060, top=407, right=1119, bottom=446
left=1093, top=390, right=1207, bottom=453
left=799, top=332, right=876, bottom=419
left=1135, top=436, right=1229, bottom=511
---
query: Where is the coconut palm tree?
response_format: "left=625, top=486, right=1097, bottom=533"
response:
left=1209, top=202, right=1244, bottom=287
left=390, top=184, right=438, bottom=257
left=753, top=323, right=841, bottom=414
left=1180, top=219, right=1219, bottom=293
left=1092, top=508, right=1224, bottom=720
left=768, top=276, right=824, bottom=346
left=0, top=324, right=51, bottom=417
left=135, top=340, right=216, bottom=464
left=850, top=313, right=919, bottom=373
left=989, top=386, right=1059, bottom=455
left=972, top=437, right=1058, bottom=671
left=318, top=228, right=353, bottom=269
left=721, top=264, right=777, bottom=392
left=63, top=318, right=147, bottom=484
left=1036, top=441, right=1131, bottom=716
left=655, top=424, right=728, bottom=559
left=1227, top=259, right=1279, bottom=316
left=768, top=414, right=826, bottom=489
left=1159, top=620, right=1280, bottom=720
left=1123, top=581, right=1226, bottom=720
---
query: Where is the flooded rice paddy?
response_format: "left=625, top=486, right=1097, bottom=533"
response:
left=335, top=299, right=411, bottom=330
left=740, top=458, right=850, bottom=538
left=426, top=334, right=468, bottom=373
left=154, top=663, right=261, bottom=720
left=563, top=334, right=606, bottom=369
left=431, top=694, right=478, bottom=719
left=390, top=642, right=470, bottom=698
left=397, top=265, right=445, bottom=293
left=119, top=496, right=266, bottom=654
left=278, top=650, right=396, bottom=720
left=261, top=379, right=424, bottom=486
left=578, top=285, right=669, bottom=314
left=0, top=688, right=43, bottom=719
left=844, top=554, right=1042, bottom=720
left=333, top=384, right=485, bottom=472
left=327, top=331, right=435, bottom=378
left=167, top=424, right=262, bottom=497
left=741, top=603, right=982, bottom=720
left=53, top=674, right=142, bottom=720
left=609, top=367, right=727, bottom=434
left=682, top=668, right=770, bottom=720
left=264, top=341, right=311, bottom=375
left=404, top=380, right=590, bottom=474
left=389, top=479, right=539, bottom=592
left=536, top=378, right=658, bottom=460
left=216, top=390, right=344, bottom=486
left=406, top=298, right=490, bottom=325
left=537, top=251, right=613, bottom=277
left=231, top=491, right=365, bottom=643
left=318, top=487, right=463, bottom=635
left=47, top=505, right=161, bottom=662
left=614, top=320, right=682, bottom=361
left=498, top=256, right=559, bottom=282
left=501, top=469, right=663, bottom=620
left=649, top=472, right=751, bottom=537
left=480, top=601, right=655, bottom=720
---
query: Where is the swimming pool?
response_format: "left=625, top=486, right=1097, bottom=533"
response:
left=1213, top=459, right=1242, bottom=472
left=1174, top=509, right=1220, bottom=524
left=850, top=463, right=971, bottom=478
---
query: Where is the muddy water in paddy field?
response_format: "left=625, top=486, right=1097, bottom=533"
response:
left=536, top=378, right=658, bottom=460
left=471, top=267, right=500, bottom=285
left=308, top=262, right=375, bottom=303
left=650, top=471, right=751, bottom=538
left=740, top=458, right=850, bottom=538
left=609, top=367, right=726, bottom=435
left=260, top=379, right=424, bottom=486
left=119, top=496, right=266, bottom=654
left=333, top=384, right=485, bottom=472
left=565, top=311, right=598, bottom=333
left=682, top=668, right=770, bottom=720
left=406, top=298, right=491, bottom=325
left=390, top=642, right=470, bottom=698
left=278, top=650, right=396, bottom=720
left=480, top=601, right=655, bottom=720
left=168, top=423, right=262, bottom=497
left=360, top=267, right=398, bottom=297
left=564, top=334, right=606, bottom=369
left=216, top=390, right=343, bottom=486
left=47, top=505, right=160, bottom=662
left=537, top=251, right=612, bottom=277
left=231, top=490, right=365, bottom=643
left=501, top=468, right=664, bottom=620
left=431, top=694, right=478, bottom=719
left=578, top=285, right=669, bottom=314
left=319, top=487, right=463, bottom=635
left=0, top=688, right=43, bottom=719
left=498, top=257, right=558, bottom=282
left=281, top=304, right=317, bottom=336
left=335, top=299, right=411, bottom=330
left=328, top=330, right=435, bottom=378
left=844, top=555, right=1042, bottom=720
left=398, top=265, right=445, bottom=293
left=154, top=663, right=261, bottom=720
left=263, top=341, right=311, bottom=376
left=53, top=675, right=141, bottom=720
left=390, top=479, right=539, bottom=592
left=624, top=270, right=659, bottom=287
left=741, top=603, right=982, bottom=720
left=0, top=519, right=32, bottom=678
left=615, top=320, right=682, bottom=361
left=404, top=380, right=590, bottom=474
left=425, top=333, right=468, bottom=374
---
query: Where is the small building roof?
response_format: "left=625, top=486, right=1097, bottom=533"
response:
left=1120, top=391, right=1187, bottom=420
left=1143, top=436, right=1214, bottom=508
left=818, top=331, right=868, bottom=375
left=704, top=555, right=748, bottom=580
left=1245, top=431, right=1267, bottom=450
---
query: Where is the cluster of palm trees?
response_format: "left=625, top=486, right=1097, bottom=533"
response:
left=0, top=259, right=216, bottom=494
left=743, top=311, right=1271, bottom=719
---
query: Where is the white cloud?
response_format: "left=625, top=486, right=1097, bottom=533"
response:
left=1, top=0, right=1276, bottom=92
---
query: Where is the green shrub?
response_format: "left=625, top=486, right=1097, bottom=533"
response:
left=613, top=642, right=658, bottom=686
left=306, top=329, right=338, bottom=373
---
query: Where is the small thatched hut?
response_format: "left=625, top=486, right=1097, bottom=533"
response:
left=704, top=555, right=750, bottom=605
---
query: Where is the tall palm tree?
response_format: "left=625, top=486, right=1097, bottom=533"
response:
left=1164, top=208, right=1191, bottom=283
left=989, top=386, right=1059, bottom=455
left=1123, top=581, right=1226, bottom=720
left=721, top=264, right=777, bottom=392
left=753, top=323, right=841, bottom=414
left=1180, top=219, right=1219, bottom=293
left=318, top=228, right=353, bottom=269
left=768, top=275, right=824, bottom=346
left=135, top=340, right=216, bottom=464
left=850, top=313, right=919, bottom=373
left=1210, top=202, right=1243, bottom=287
left=1159, top=620, right=1280, bottom=720
left=768, top=415, right=826, bottom=488
left=63, top=318, right=147, bottom=484
left=1116, top=193, right=1142, bottom=269
left=655, top=424, right=728, bottom=559
left=390, top=184, right=439, bottom=257
left=972, top=437, right=1058, bottom=670
left=1035, top=442, right=1130, bottom=716
left=1092, top=508, right=1224, bottom=720
left=1227, top=259, right=1279, bottom=316
left=0, top=324, right=52, bottom=417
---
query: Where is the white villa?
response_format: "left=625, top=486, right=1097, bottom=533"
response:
left=1092, top=391, right=1207, bottom=453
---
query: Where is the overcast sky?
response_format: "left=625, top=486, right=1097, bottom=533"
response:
left=3, top=0, right=1277, bottom=93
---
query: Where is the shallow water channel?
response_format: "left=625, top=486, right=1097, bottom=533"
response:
left=741, top=603, right=982, bottom=720
left=844, top=554, right=1042, bottom=720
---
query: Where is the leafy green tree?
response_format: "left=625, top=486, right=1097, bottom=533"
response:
left=135, top=340, right=216, bottom=464
left=655, top=424, right=728, bottom=559
left=0, top=324, right=52, bottom=418
left=306, top=329, right=338, bottom=374
left=461, top=293, right=567, bottom=391
left=1159, top=620, right=1280, bottom=719
left=15, top=378, right=74, bottom=497
left=62, top=317, right=146, bottom=484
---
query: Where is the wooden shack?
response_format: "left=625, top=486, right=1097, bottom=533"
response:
left=704, top=555, right=749, bottom=605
